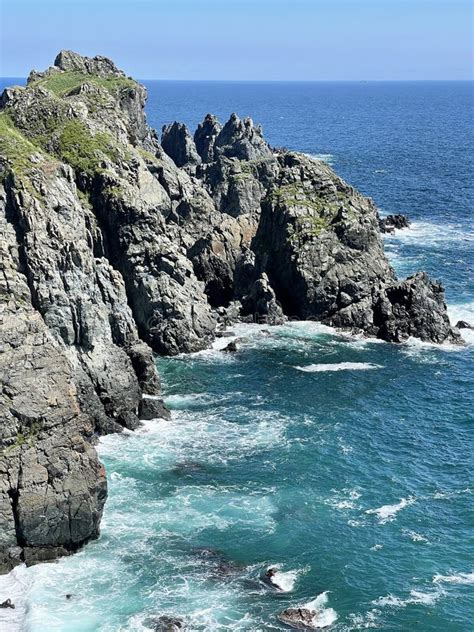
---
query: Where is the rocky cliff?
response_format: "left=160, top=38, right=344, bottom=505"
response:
left=0, top=51, right=460, bottom=571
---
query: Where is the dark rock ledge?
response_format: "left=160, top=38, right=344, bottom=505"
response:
left=0, top=51, right=461, bottom=571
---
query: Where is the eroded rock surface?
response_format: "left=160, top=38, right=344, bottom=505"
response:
left=0, top=50, right=460, bottom=570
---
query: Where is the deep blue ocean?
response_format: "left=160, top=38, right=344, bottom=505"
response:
left=0, top=80, right=473, bottom=631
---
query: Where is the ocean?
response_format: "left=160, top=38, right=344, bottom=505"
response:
left=0, top=80, right=473, bottom=631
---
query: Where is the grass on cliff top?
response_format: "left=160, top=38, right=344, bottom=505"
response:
left=30, top=70, right=137, bottom=97
left=0, top=112, right=40, bottom=174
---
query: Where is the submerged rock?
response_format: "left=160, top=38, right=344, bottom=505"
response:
left=146, top=615, right=184, bottom=631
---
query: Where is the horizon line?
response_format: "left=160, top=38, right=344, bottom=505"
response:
left=1, top=76, right=473, bottom=84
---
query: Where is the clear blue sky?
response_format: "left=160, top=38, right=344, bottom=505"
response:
left=1, top=0, right=472, bottom=80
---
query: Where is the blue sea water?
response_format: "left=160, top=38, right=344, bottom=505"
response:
left=0, top=80, right=473, bottom=631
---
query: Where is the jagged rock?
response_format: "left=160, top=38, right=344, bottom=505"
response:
left=54, top=50, right=122, bottom=76
left=223, top=340, right=238, bottom=353
left=373, top=272, right=460, bottom=343
left=194, top=114, right=222, bottom=162
left=456, top=320, right=473, bottom=330
left=214, top=113, right=273, bottom=161
left=0, top=599, right=15, bottom=609
left=379, top=213, right=410, bottom=233
left=161, top=122, right=201, bottom=168
left=252, top=153, right=458, bottom=344
left=242, top=273, right=286, bottom=325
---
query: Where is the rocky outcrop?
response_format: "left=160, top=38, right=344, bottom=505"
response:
left=278, top=607, right=319, bottom=629
left=161, top=122, right=201, bottom=169
left=455, top=320, right=473, bottom=330
left=379, top=213, right=410, bottom=233
left=194, top=114, right=221, bottom=163
left=0, top=50, right=461, bottom=571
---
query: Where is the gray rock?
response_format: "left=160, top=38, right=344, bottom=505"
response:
left=146, top=615, right=184, bottom=631
left=456, top=320, right=473, bottom=330
left=222, top=340, right=238, bottom=353
left=214, top=113, right=273, bottom=161
left=194, top=114, right=222, bottom=162
left=161, top=122, right=201, bottom=168
left=278, top=607, right=319, bottom=629
left=379, top=213, right=410, bottom=233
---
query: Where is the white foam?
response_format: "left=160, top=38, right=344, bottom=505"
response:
left=326, top=488, right=361, bottom=511
left=384, top=220, right=474, bottom=245
left=304, top=592, right=338, bottom=628
left=448, top=302, right=474, bottom=344
left=306, top=590, right=330, bottom=610
left=265, top=566, right=301, bottom=592
left=0, top=564, right=31, bottom=632
left=370, top=544, right=383, bottom=551
left=348, top=609, right=380, bottom=629
left=373, top=588, right=442, bottom=608
left=295, top=362, right=382, bottom=372
left=433, top=572, right=474, bottom=585
left=403, top=530, right=429, bottom=543
left=305, top=153, right=335, bottom=165
left=164, top=393, right=210, bottom=408
left=365, top=497, right=414, bottom=524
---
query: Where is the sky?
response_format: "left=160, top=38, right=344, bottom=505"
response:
left=0, top=0, right=472, bottom=80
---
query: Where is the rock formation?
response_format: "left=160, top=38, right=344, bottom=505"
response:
left=379, top=213, right=410, bottom=233
left=0, top=50, right=461, bottom=570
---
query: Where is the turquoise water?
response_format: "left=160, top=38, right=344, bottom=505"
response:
left=0, top=80, right=472, bottom=631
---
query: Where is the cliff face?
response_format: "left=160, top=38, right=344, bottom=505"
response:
left=0, top=51, right=460, bottom=570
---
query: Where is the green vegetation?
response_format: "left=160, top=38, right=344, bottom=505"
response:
left=138, top=147, right=160, bottom=164
left=3, top=422, right=42, bottom=454
left=289, top=214, right=331, bottom=245
left=272, top=183, right=339, bottom=215
left=0, top=113, right=40, bottom=175
left=231, top=171, right=254, bottom=182
left=30, top=70, right=136, bottom=97
left=57, top=119, right=119, bottom=176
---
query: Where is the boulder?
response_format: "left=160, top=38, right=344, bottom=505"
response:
left=456, top=320, right=473, bottom=330
left=379, top=213, right=410, bottom=233
left=278, top=607, right=318, bottom=629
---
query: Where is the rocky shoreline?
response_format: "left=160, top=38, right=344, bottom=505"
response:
left=0, top=51, right=462, bottom=573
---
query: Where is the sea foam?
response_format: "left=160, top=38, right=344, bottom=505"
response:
left=295, top=362, right=382, bottom=372
left=433, top=572, right=474, bottom=585
left=305, top=591, right=338, bottom=628
left=0, top=565, right=30, bottom=632
left=365, top=497, right=415, bottom=523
